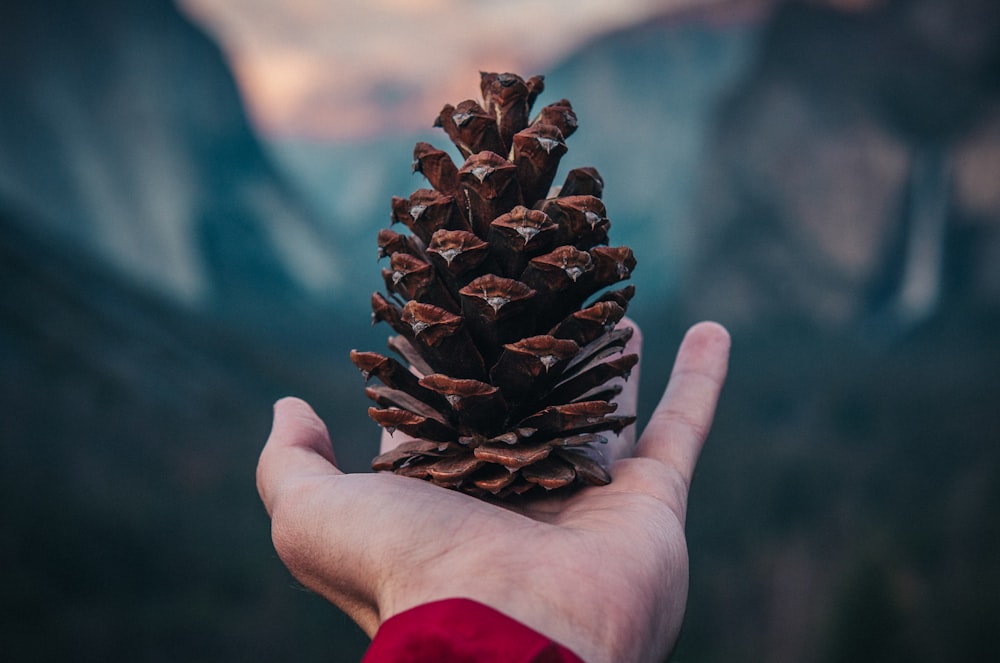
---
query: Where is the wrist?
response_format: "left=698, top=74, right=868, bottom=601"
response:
left=378, top=573, right=643, bottom=663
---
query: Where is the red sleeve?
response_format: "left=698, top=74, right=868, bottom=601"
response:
left=361, top=598, right=586, bottom=663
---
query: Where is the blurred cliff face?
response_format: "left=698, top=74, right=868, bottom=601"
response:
left=0, top=0, right=342, bottom=314
left=683, top=0, right=1000, bottom=338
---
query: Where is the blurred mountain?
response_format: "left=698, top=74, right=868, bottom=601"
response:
left=0, top=0, right=342, bottom=318
left=682, top=0, right=1000, bottom=337
left=671, top=2, right=1000, bottom=661
left=0, top=0, right=371, bottom=660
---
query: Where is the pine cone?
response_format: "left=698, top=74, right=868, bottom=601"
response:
left=351, top=72, right=637, bottom=498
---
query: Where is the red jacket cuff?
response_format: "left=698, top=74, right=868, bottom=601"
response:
left=362, top=597, right=585, bottom=663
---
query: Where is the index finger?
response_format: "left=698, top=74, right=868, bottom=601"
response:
left=634, top=321, right=730, bottom=487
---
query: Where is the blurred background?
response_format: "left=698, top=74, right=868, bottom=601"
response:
left=2, top=0, right=998, bottom=660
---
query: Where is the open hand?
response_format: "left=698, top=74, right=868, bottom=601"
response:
left=256, top=321, right=730, bottom=663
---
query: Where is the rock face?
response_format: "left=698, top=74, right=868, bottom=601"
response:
left=664, top=3, right=1000, bottom=662
left=0, top=2, right=368, bottom=660
left=0, top=0, right=341, bottom=314
left=681, top=0, right=1000, bottom=338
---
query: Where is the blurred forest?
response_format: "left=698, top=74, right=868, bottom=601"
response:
left=2, top=0, right=999, bottom=661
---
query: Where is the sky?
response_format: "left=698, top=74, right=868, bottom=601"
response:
left=177, top=0, right=738, bottom=139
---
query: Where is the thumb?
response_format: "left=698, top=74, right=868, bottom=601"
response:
left=256, top=396, right=342, bottom=516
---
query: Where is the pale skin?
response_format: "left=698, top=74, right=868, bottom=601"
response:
left=256, top=320, right=731, bottom=663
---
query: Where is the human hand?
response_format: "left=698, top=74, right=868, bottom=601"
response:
left=256, top=321, right=730, bottom=663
